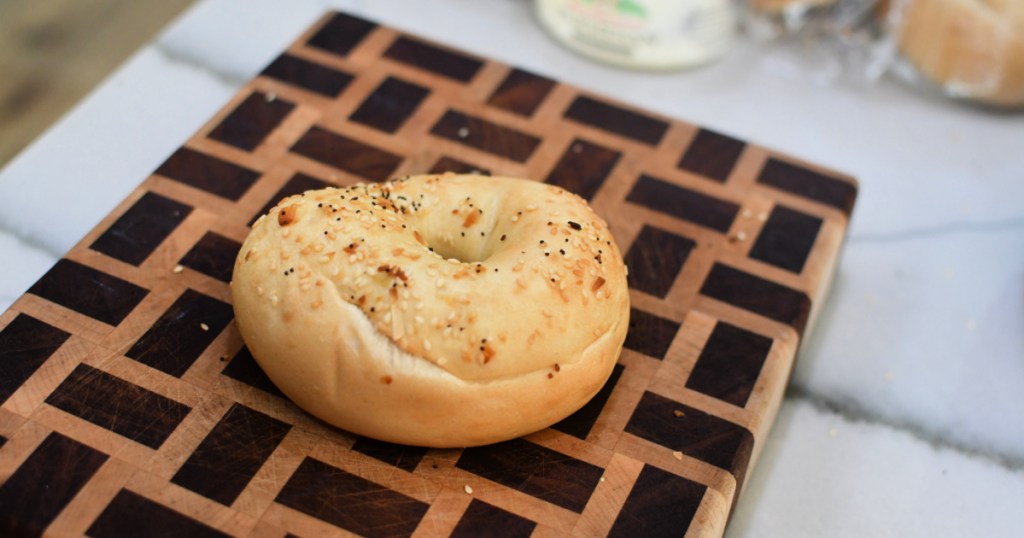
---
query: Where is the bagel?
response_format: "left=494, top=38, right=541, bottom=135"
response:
left=895, top=0, right=1024, bottom=107
left=231, top=173, right=630, bottom=447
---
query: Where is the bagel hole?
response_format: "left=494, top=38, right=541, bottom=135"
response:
left=421, top=230, right=496, bottom=264
left=427, top=240, right=487, bottom=264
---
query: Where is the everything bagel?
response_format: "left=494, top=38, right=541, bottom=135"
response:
left=231, top=173, right=630, bottom=447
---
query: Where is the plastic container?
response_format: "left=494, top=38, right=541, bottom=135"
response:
left=535, top=0, right=737, bottom=70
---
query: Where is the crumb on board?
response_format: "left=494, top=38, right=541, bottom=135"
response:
left=728, top=231, right=748, bottom=243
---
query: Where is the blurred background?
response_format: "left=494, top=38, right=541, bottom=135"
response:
left=3, top=0, right=1019, bottom=171
left=0, top=1, right=1021, bottom=536
left=0, top=1, right=194, bottom=168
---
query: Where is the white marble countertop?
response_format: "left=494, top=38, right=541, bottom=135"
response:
left=1, top=0, right=1022, bottom=535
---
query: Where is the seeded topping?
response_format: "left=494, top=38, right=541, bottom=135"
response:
left=246, top=173, right=624, bottom=381
left=278, top=205, right=297, bottom=226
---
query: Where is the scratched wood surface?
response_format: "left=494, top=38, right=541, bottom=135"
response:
left=0, top=11, right=857, bottom=537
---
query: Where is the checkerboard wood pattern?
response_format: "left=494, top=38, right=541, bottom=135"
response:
left=0, top=11, right=857, bottom=537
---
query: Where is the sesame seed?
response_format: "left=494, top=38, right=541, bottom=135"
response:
left=200, top=323, right=209, bottom=331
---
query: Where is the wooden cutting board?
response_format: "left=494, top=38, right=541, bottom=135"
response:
left=0, top=11, right=857, bottom=537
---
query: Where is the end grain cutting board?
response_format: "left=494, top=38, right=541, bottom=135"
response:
left=0, top=11, right=857, bottom=537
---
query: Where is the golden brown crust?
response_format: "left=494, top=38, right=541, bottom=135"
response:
left=231, top=174, right=630, bottom=447
left=897, top=0, right=1024, bottom=107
